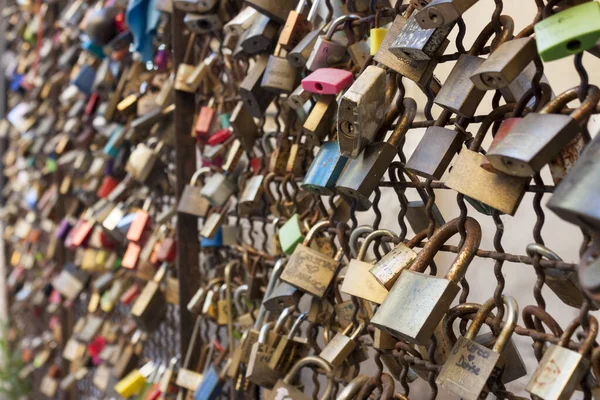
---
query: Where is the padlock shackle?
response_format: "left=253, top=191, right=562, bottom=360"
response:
left=233, top=284, right=248, bottom=314
left=326, top=15, right=361, bottom=40
left=387, top=98, right=417, bottom=149
left=464, top=295, right=518, bottom=353
left=357, top=229, right=398, bottom=261
left=302, top=220, right=331, bottom=246
left=559, top=315, right=598, bottom=355
left=522, top=305, right=563, bottom=337
left=350, top=226, right=374, bottom=258
left=526, top=243, right=562, bottom=261
left=190, top=167, right=212, bottom=186
left=469, top=15, right=514, bottom=56
left=258, top=321, right=275, bottom=344
left=274, top=306, right=295, bottom=333
left=444, top=302, right=482, bottom=346
left=406, top=229, right=428, bottom=249
left=409, top=217, right=481, bottom=283
left=287, top=312, right=308, bottom=339
left=336, top=375, right=371, bottom=400
left=283, top=356, right=333, bottom=400
left=540, top=85, right=600, bottom=123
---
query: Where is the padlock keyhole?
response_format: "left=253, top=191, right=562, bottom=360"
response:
left=567, top=39, right=581, bottom=51
left=315, top=82, right=324, bottom=92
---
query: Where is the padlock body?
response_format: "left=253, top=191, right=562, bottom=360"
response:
left=436, top=336, right=501, bottom=400
left=178, top=184, right=211, bottom=217
left=301, top=141, right=348, bottom=196
left=547, top=132, right=600, bottom=231
left=534, top=2, right=600, bottom=61
left=341, top=259, right=388, bottom=304
left=445, top=149, right=528, bottom=215
left=265, top=380, right=311, bottom=400
left=370, top=242, right=418, bottom=289
left=319, top=333, right=357, bottom=367
left=261, top=55, right=299, bottom=94
left=306, top=36, right=347, bottom=71
left=303, top=95, right=337, bottom=146
left=302, top=68, right=354, bottom=95
left=486, top=113, right=579, bottom=177
left=371, top=270, right=459, bottom=345
left=280, top=244, right=340, bottom=298
left=389, top=15, right=452, bottom=60
left=434, top=54, right=486, bottom=118
left=406, top=126, right=464, bottom=179
left=200, top=174, right=236, bottom=207
left=526, top=344, right=589, bottom=400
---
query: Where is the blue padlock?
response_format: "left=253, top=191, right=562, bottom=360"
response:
left=194, top=366, right=223, bottom=400
left=24, top=188, right=38, bottom=209
left=200, top=227, right=223, bottom=248
left=301, top=141, right=349, bottom=196
left=72, top=64, right=97, bottom=97
left=9, top=74, right=24, bottom=92
left=116, top=213, right=137, bottom=235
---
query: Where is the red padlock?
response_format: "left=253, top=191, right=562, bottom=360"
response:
left=156, top=237, right=176, bottom=262
left=302, top=68, right=354, bottom=94
left=122, top=242, right=141, bottom=269
left=208, top=128, right=232, bottom=146
left=195, top=106, right=216, bottom=140
left=126, top=210, right=150, bottom=242
left=120, top=284, right=140, bottom=305
left=96, top=176, right=119, bottom=198
left=86, top=92, right=100, bottom=115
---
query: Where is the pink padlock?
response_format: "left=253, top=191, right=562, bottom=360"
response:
left=301, top=68, right=354, bottom=95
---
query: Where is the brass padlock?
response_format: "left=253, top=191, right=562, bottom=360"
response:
left=177, top=168, right=212, bottom=218
left=174, top=34, right=199, bottom=93
left=239, top=174, right=264, bottom=216
left=526, top=316, right=598, bottom=400
left=337, top=65, right=387, bottom=158
left=341, top=229, right=393, bottom=304
left=261, top=45, right=300, bottom=94
left=319, top=320, right=365, bottom=368
left=268, top=312, right=310, bottom=373
left=371, top=217, right=481, bottom=345
left=437, top=295, right=518, bottom=400
left=280, top=220, right=342, bottom=298
left=230, top=101, right=258, bottom=152
left=370, top=231, right=422, bottom=289
left=264, top=356, right=334, bottom=400
left=303, top=94, right=337, bottom=146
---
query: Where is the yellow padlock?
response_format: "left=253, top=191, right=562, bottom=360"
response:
left=114, top=362, right=155, bottom=398
left=370, top=27, right=388, bottom=55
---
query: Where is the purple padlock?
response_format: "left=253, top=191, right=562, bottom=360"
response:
left=56, top=218, right=74, bottom=241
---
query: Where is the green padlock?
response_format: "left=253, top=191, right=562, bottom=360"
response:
left=278, top=214, right=304, bottom=255
left=534, top=1, right=600, bottom=61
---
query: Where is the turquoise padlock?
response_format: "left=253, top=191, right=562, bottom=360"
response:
left=534, top=1, right=600, bottom=61
left=301, top=141, right=349, bottom=196
left=103, top=125, right=126, bottom=157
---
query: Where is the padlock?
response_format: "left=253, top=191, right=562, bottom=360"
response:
left=195, top=103, right=216, bottom=140
left=268, top=312, right=310, bottom=373
left=337, top=65, right=386, bottom=158
left=173, top=0, right=216, bottom=13
left=278, top=213, right=304, bottom=255
left=240, top=14, right=278, bottom=54
left=240, top=55, right=276, bottom=117
left=336, top=98, right=416, bottom=210
left=434, top=54, right=486, bottom=118
left=547, top=126, right=600, bottom=232
left=262, top=282, right=303, bottom=313
left=389, top=14, right=454, bottom=61
left=301, top=141, right=348, bottom=196
left=371, top=217, right=481, bottom=345
left=178, top=168, right=212, bottom=217
left=486, top=86, right=600, bottom=177
left=370, top=231, right=422, bottom=289
left=230, top=101, right=258, bottom=152
left=278, top=0, right=313, bottom=50
left=480, top=117, right=522, bottom=172
left=261, top=46, right=300, bottom=94
left=341, top=229, right=393, bottom=304
left=534, top=1, right=600, bottom=62
left=445, top=148, right=529, bottom=215
left=125, top=140, right=164, bottom=183
left=200, top=208, right=228, bottom=239
left=216, top=284, right=232, bottom=326
left=267, top=356, right=334, bottom=400
left=303, top=94, right=337, bottom=146
left=246, top=314, right=290, bottom=387
left=471, top=37, right=538, bottom=90
left=280, top=220, right=342, bottom=298
left=405, top=111, right=464, bottom=179
left=437, top=295, right=518, bottom=400
left=130, top=263, right=168, bottom=332
left=306, top=15, right=359, bottom=71
left=184, top=13, right=222, bottom=34
left=200, top=173, right=236, bottom=207
left=415, top=0, right=479, bottom=28
left=52, top=263, right=89, bottom=301
left=239, top=175, right=264, bottom=216
left=115, top=361, right=156, bottom=398
left=526, top=315, right=598, bottom=400
left=319, top=320, right=365, bottom=368
left=527, top=243, right=594, bottom=309
left=126, top=207, right=150, bottom=242
left=246, top=0, right=298, bottom=23
left=301, top=68, right=354, bottom=95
